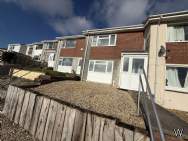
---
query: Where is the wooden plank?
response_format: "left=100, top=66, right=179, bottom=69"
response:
left=102, top=119, right=115, bottom=141
left=24, top=93, right=36, bottom=130
left=7, top=87, right=18, bottom=119
left=19, top=91, right=30, bottom=127
left=43, top=100, right=58, bottom=141
left=114, top=126, right=124, bottom=141
left=99, top=118, right=105, bottom=141
left=134, top=131, right=149, bottom=141
left=35, top=97, right=51, bottom=141
left=72, top=110, right=86, bottom=141
left=85, top=113, right=94, bottom=141
left=51, top=104, right=66, bottom=141
left=10, top=88, right=19, bottom=121
left=3, top=85, right=13, bottom=114
left=61, top=107, right=76, bottom=141
left=14, top=89, right=25, bottom=124
left=124, top=128, right=133, bottom=141
left=92, top=115, right=101, bottom=141
left=29, top=96, right=44, bottom=136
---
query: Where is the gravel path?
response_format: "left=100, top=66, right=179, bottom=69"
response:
left=32, top=81, right=145, bottom=129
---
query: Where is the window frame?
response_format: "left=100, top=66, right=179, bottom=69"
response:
left=165, top=64, right=188, bottom=93
left=64, top=39, right=76, bottom=48
left=58, top=57, right=73, bottom=67
left=167, top=24, right=188, bottom=42
left=88, top=60, right=113, bottom=73
left=91, top=34, right=117, bottom=47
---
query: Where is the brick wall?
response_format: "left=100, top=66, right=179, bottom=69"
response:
left=90, top=31, right=144, bottom=59
left=60, top=38, right=85, bottom=57
left=166, top=42, right=188, bottom=64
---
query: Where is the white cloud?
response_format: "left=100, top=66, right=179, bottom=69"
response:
left=1, top=0, right=94, bottom=34
left=91, top=0, right=150, bottom=26
left=2, top=0, right=73, bottom=17
left=52, top=16, right=93, bottom=34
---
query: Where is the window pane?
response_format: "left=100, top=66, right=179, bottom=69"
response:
left=110, top=35, right=116, bottom=45
left=123, top=57, right=129, bottom=72
left=89, top=61, right=94, bottom=71
left=132, top=59, right=144, bottom=73
left=36, top=45, right=43, bottom=50
left=94, top=64, right=106, bottom=72
left=92, top=36, right=97, bottom=46
left=48, top=43, right=53, bottom=49
left=97, top=38, right=109, bottom=46
left=184, top=26, right=188, bottom=40
left=95, top=60, right=106, bottom=64
left=166, top=67, right=188, bottom=89
left=62, top=58, right=73, bottom=66
left=107, top=62, right=112, bottom=72
left=66, top=40, right=76, bottom=48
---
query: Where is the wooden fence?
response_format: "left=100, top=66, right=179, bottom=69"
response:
left=3, top=85, right=150, bottom=141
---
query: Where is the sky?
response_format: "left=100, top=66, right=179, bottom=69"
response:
left=0, top=0, right=188, bottom=48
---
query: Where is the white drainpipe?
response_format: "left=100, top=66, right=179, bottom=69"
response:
left=154, top=15, right=163, bottom=98
left=81, top=34, right=90, bottom=81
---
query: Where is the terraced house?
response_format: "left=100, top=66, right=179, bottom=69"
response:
left=26, top=42, right=43, bottom=61
left=54, top=35, right=85, bottom=75
left=41, top=40, right=58, bottom=68
left=77, top=11, right=188, bottom=112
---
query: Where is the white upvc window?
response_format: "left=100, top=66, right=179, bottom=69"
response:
left=91, top=34, right=117, bottom=47
left=88, top=60, right=113, bottom=73
left=166, top=64, right=188, bottom=92
left=168, top=25, right=188, bottom=42
left=65, top=39, right=76, bottom=48
left=59, top=58, right=73, bottom=66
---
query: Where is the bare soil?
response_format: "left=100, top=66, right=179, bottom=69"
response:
left=32, top=80, right=145, bottom=129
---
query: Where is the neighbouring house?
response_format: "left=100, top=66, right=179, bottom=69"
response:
left=81, top=26, right=145, bottom=86
left=41, top=40, right=58, bottom=68
left=26, top=42, right=43, bottom=61
left=54, top=35, right=85, bottom=75
left=79, top=11, right=188, bottom=112
left=7, top=44, right=28, bottom=55
left=7, top=44, right=22, bottom=53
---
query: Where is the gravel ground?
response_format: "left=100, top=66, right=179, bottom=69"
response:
left=0, top=99, right=37, bottom=141
left=32, top=81, right=145, bottom=129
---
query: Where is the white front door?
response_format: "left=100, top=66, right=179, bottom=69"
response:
left=119, top=54, right=148, bottom=91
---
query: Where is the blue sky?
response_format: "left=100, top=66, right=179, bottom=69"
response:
left=0, top=0, right=188, bottom=48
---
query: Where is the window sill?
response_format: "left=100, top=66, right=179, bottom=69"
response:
left=166, top=41, right=188, bottom=43
left=165, top=87, right=188, bottom=94
left=91, top=45, right=116, bottom=47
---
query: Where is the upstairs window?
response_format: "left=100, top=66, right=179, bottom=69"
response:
left=36, top=45, right=43, bottom=50
left=48, top=43, right=54, bottom=49
left=91, top=34, right=117, bottom=46
left=65, top=40, right=76, bottom=48
left=168, top=25, right=188, bottom=41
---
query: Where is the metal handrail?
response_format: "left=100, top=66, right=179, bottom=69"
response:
left=138, top=68, right=165, bottom=141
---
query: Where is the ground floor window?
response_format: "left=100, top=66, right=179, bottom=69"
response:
left=166, top=65, right=188, bottom=92
left=88, top=60, right=113, bottom=73
left=59, top=58, right=73, bottom=66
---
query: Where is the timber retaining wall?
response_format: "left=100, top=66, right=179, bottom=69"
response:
left=3, top=85, right=150, bottom=141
